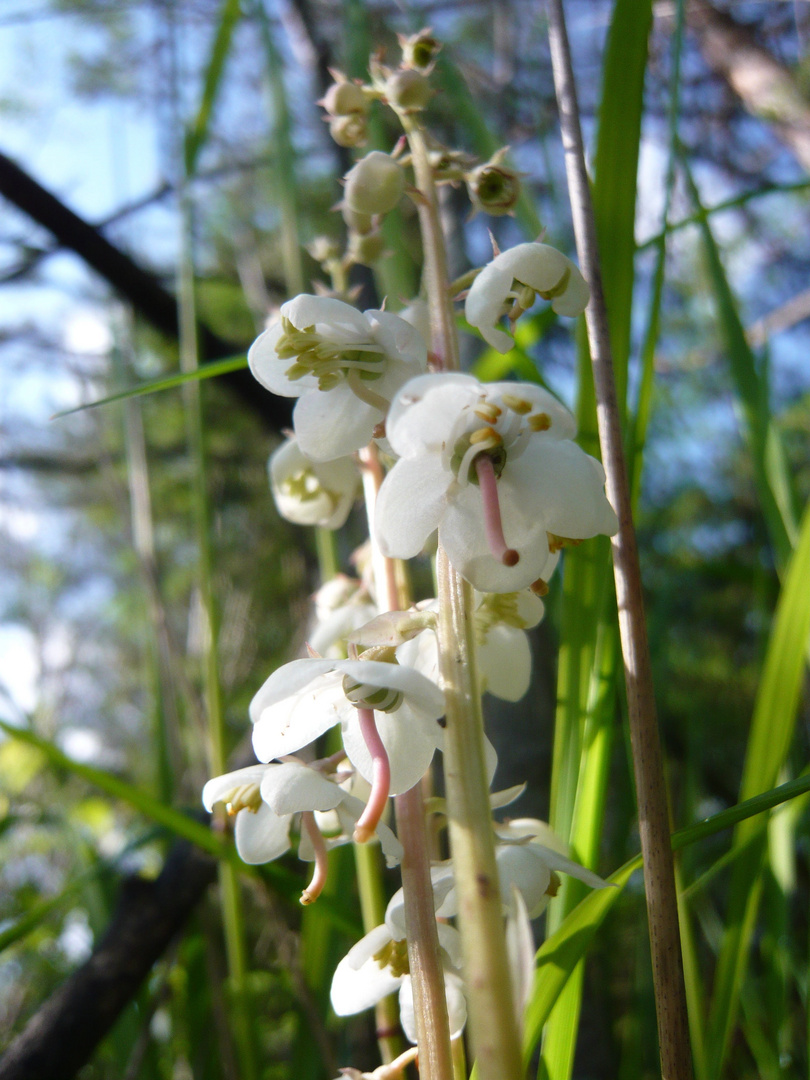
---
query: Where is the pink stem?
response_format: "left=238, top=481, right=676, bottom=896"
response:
left=300, top=811, right=329, bottom=905
left=474, top=454, right=519, bottom=567
left=353, top=706, right=391, bottom=843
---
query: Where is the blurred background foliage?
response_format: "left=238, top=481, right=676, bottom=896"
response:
left=0, top=1, right=809, bottom=1078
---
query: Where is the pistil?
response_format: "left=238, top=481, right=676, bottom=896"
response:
left=474, top=454, right=519, bottom=567
left=300, top=811, right=329, bottom=905
left=353, top=706, right=392, bottom=843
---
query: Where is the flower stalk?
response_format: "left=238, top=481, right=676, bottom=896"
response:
left=361, top=439, right=454, bottom=1080
left=404, top=115, right=523, bottom=1080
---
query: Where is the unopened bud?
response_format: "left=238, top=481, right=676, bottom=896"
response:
left=329, top=112, right=368, bottom=148
left=385, top=68, right=432, bottom=112
left=321, top=79, right=368, bottom=116
left=341, top=204, right=375, bottom=235
left=466, top=157, right=521, bottom=216
left=307, top=236, right=341, bottom=264
left=400, top=27, right=442, bottom=72
left=343, top=151, right=405, bottom=216
left=348, top=228, right=386, bottom=266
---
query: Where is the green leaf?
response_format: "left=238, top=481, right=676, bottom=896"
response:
left=52, top=356, right=247, bottom=418
left=706, top=498, right=810, bottom=1074
left=184, top=0, right=243, bottom=176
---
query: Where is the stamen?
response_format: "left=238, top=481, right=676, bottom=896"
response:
left=501, top=393, right=532, bottom=415
left=475, top=455, right=519, bottom=567
left=346, top=369, right=391, bottom=412
left=353, top=707, right=391, bottom=843
left=300, top=811, right=329, bottom=905
left=528, top=411, right=551, bottom=432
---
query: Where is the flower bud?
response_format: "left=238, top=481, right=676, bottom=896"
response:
left=466, top=152, right=521, bottom=216
left=307, top=236, right=341, bottom=265
left=343, top=151, right=405, bottom=216
left=329, top=113, right=368, bottom=148
left=348, top=228, right=386, bottom=266
left=321, top=79, right=368, bottom=117
left=341, top=203, right=375, bottom=235
left=399, top=28, right=442, bottom=72
left=385, top=69, right=432, bottom=112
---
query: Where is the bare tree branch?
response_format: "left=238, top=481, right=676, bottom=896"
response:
left=0, top=840, right=217, bottom=1080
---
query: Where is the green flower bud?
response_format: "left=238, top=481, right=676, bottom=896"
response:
left=321, top=79, right=368, bottom=116
left=343, top=151, right=405, bottom=216
left=385, top=69, right=432, bottom=113
left=307, top=236, right=342, bottom=264
left=341, top=204, right=375, bottom=235
left=466, top=151, right=521, bottom=216
left=399, top=28, right=442, bottom=72
left=329, top=113, right=368, bottom=148
left=348, top=228, right=386, bottom=266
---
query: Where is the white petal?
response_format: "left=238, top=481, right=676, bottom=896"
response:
left=375, top=456, right=448, bottom=560
left=464, top=259, right=518, bottom=352
left=337, top=794, right=404, bottom=867
left=342, top=704, right=440, bottom=795
left=250, top=661, right=346, bottom=761
left=513, top=441, right=619, bottom=540
left=439, top=483, right=552, bottom=593
left=248, top=321, right=307, bottom=396
left=506, top=887, right=535, bottom=1033
left=335, top=659, right=445, bottom=717
left=528, top=843, right=610, bottom=891
left=269, top=438, right=359, bottom=529
left=398, top=973, right=466, bottom=1043
left=330, top=925, right=402, bottom=1016
left=385, top=372, right=481, bottom=457
left=294, top=383, right=381, bottom=462
left=202, top=765, right=269, bottom=811
left=496, top=843, right=552, bottom=916
left=488, top=381, right=577, bottom=441
left=260, top=761, right=346, bottom=814
left=479, top=625, right=532, bottom=702
left=366, top=309, right=427, bottom=371
left=234, top=802, right=292, bottom=864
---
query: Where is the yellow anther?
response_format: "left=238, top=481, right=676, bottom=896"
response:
left=530, top=577, right=550, bottom=597
left=373, top=939, right=410, bottom=979
left=545, top=871, right=561, bottom=898
left=470, top=425, right=502, bottom=446
left=225, top=783, right=262, bottom=816
left=474, top=402, right=502, bottom=423
left=501, top=393, right=532, bottom=415
left=547, top=533, right=583, bottom=554
left=528, top=412, right=551, bottom=431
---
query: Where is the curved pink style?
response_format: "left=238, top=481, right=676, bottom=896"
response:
left=353, top=706, right=391, bottom=843
left=475, top=454, right=519, bottom=566
left=300, top=811, right=329, bottom=905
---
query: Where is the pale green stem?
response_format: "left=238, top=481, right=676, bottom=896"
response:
left=177, top=191, right=257, bottom=1080
left=403, top=116, right=522, bottom=1080
left=360, top=443, right=454, bottom=1080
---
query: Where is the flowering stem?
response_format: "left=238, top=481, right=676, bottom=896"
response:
left=546, top=3, right=693, bottom=1078
left=353, top=707, right=391, bottom=843
left=360, top=439, right=454, bottom=1080
left=405, top=117, right=523, bottom=1080
left=474, top=455, right=520, bottom=567
left=300, top=811, right=329, bottom=905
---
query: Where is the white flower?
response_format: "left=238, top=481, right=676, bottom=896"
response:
left=375, top=373, right=619, bottom=592
left=430, top=818, right=610, bottom=921
left=396, top=590, right=544, bottom=703
left=248, top=295, right=426, bottom=461
left=203, top=760, right=403, bottom=903
left=269, top=436, right=360, bottom=529
left=250, top=657, right=445, bottom=798
left=465, top=241, right=590, bottom=352
left=331, top=895, right=466, bottom=1043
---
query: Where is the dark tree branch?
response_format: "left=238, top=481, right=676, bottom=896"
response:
left=0, top=150, right=290, bottom=432
left=0, top=840, right=218, bottom=1080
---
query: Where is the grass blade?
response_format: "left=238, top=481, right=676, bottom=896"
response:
left=184, top=0, right=243, bottom=176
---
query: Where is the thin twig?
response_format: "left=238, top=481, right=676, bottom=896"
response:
left=545, top=3, right=693, bottom=1078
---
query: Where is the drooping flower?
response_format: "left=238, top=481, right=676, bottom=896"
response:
left=269, top=436, right=360, bottom=529
left=307, top=575, right=378, bottom=659
left=331, top=890, right=466, bottom=1043
left=203, top=759, right=403, bottom=902
left=465, top=241, right=589, bottom=352
left=250, top=655, right=445, bottom=840
left=429, top=816, right=611, bottom=921
left=248, top=295, right=426, bottom=461
left=375, top=373, right=619, bottom=592
left=395, top=590, right=544, bottom=702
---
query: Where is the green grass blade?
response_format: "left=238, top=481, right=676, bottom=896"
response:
left=522, top=767, right=810, bottom=1065
left=706, top=498, right=810, bottom=1074
left=52, top=356, right=247, bottom=417
left=184, top=0, right=242, bottom=176
left=681, top=157, right=799, bottom=568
